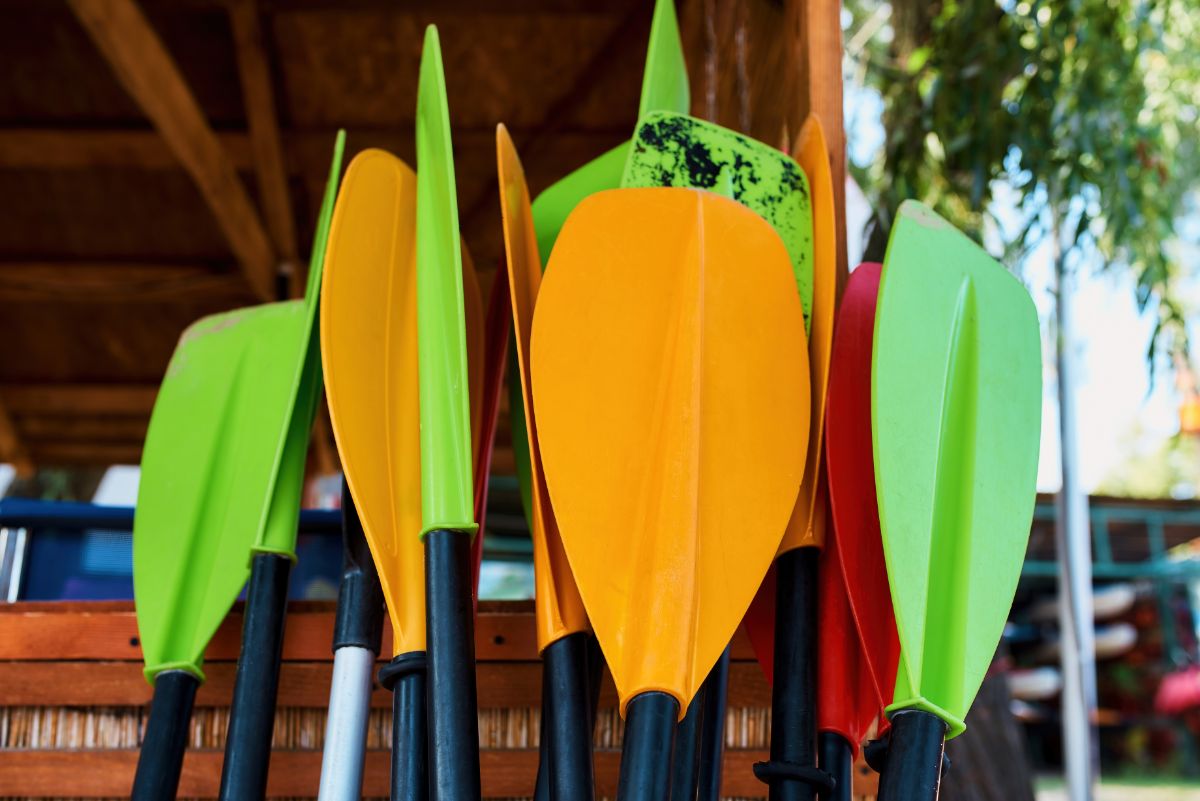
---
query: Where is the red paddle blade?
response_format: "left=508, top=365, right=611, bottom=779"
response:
left=471, top=265, right=512, bottom=599
left=818, top=509, right=878, bottom=756
left=825, top=262, right=899, bottom=712
left=743, top=564, right=776, bottom=683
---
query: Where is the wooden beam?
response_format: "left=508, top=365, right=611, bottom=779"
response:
left=0, top=749, right=848, bottom=800
left=790, top=0, right=848, bottom=281
left=0, top=400, right=34, bottom=477
left=0, top=261, right=248, bottom=302
left=228, top=0, right=298, bottom=278
left=0, top=384, right=159, bottom=416
left=18, top=416, right=149, bottom=442
left=30, top=441, right=144, bottom=466
left=0, top=128, right=626, bottom=175
left=68, top=0, right=277, bottom=301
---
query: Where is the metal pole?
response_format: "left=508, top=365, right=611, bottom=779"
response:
left=1052, top=234, right=1099, bottom=801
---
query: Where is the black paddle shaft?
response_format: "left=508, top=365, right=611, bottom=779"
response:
left=876, top=711, right=947, bottom=801
left=335, top=480, right=384, bottom=652
left=669, top=687, right=703, bottom=801
left=380, top=652, right=429, bottom=801
left=697, top=647, right=731, bottom=801
left=425, top=528, right=482, bottom=801
left=817, top=733, right=853, bottom=801
left=544, top=631, right=596, bottom=801
left=618, top=691, right=680, bottom=801
left=769, top=547, right=819, bottom=801
left=218, top=551, right=292, bottom=801
left=131, top=669, right=200, bottom=801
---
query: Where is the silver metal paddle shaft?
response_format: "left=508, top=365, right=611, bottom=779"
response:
left=317, top=646, right=376, bottom=801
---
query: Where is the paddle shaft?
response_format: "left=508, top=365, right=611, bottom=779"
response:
left=817, top=733, right=852, bottom=801
left=770, top=547, right=819, bottom=801
left=425, top=529, right=482, bottom=801
left=534, top=636, right=602, bottom=801
left=131, top=670, right=199, bottom=801
left=876, top=711, right=946, bottom=801
left=544, top=632, right=596, bottom=801
left=318, top=485, right=385, bottom=801
left=618, top=692, right=680, bottom=801
left=669, top=689, right=703, bottom=801
left=318, top=647, right=375, bottom=801
left=383, top=653, right=428, bottom=801
left=698, top=647, right=730, bottom=801
left=218, top=551, right=292, bottom=801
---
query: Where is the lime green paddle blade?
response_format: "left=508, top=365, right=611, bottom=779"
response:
left=416, top=25, right=476, bottom=537
left=529, top=0, right=689, bottom=263
left=622, top=111, right=814, bottom=330
left=133, top=133, right=345, bottom=680
left=873, top=200, right=1041, bottom=737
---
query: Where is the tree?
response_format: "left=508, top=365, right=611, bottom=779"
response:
left=847, top=0, right=1200, bottom=361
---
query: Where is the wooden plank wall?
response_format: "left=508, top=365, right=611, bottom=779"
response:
left=0, top=601, right=878, bottom=799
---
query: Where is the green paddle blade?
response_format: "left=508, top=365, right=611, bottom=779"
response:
left=416, top=25, right=476, bottom=536
left=622, top=111, right=814, bottom=330
left=531, top=143, right=626, bottom=265
left=873, top=200, right=1041, bottom=737
left=133, top=133, right=345, bottom=681
left=529, top=0, right=689, bottom=263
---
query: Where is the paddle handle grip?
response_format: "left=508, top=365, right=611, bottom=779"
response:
left=876, top=711, right=946, bottom=801
left=316, top=646, right=375, bottom=801
left=817, top=733, right=853, bottom=801
left=769, top=548, right=819, bottom=801
left=618, top=691, right=680, bottom=801
left=669, top=688, right=703, bottom=801
left=131, top=670, right=199, bottom=801
left=425, top=529, right=482, bottom=801
left=334, top=480, right=385, bottom=652
left=698, top=647, right=731, bottom=801
left=379, top=652, right=428, bottom=801
left=544, top=632, right=596, bottom=801
left=218, top=551, right=292, bottom=801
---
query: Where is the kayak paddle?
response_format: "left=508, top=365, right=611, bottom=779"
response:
left=416, top=25, right=482, bottom=801
left=816, top=262, right=902, bottom=801
left=872, top=201, right=1041, bottom=799
left=726, top=115, right=831, bottom=801
left=316, top=480, right=384, bottom=801
left=817, top=261, right=900, bottom=801
left=216, top=133, right=343, bottom=801
left=130, top=132, right=344, bottom=801
left=531, top=187, right=810, bottom=801
left=621, top=110, right=814, bottom=329
left=697, top=647, right=731, bottom=801
left=529, top=0, right=688, bottom=262
left=496, top=125, right=593, bottom=801
left=319, top=148, right=485, bottom=801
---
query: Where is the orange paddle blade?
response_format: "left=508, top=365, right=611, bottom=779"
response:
left=496, top=125, right=588, bottom=651
left=321, top=150, right=483, bottom=655
left=781, top=114, right=838, bottom=552
left=320, top=150, right=426, bottom=655
left=531, top=187, right=810, bottom=714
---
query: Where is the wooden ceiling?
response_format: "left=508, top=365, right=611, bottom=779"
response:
left=0, top=0, right=842, bottom=475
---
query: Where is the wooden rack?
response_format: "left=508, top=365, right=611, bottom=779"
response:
left=0, top=600, right=878, bottom=799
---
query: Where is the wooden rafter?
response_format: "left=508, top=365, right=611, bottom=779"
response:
left=0, top=401, right=34, bottom=477
left=1, top=384, right=159, bottom=417
left=68, top=0, right=277, bottom=301
left=228, top=0, right=298, bottom=282
left=0, top=262, right=248, bottom=303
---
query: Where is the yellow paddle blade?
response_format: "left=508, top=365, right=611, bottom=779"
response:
left=531, top=188, right=810, bottom=714
left=320, top=150, right=426, bottom=654
left=780, top=114, right=839, bottom=552
left=320, top=150, right=482, bottom=656
left=496, top=125, right=588, bottom=652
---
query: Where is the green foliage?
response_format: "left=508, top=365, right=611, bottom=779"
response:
left=847, top=0, right=1200, bottom=359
